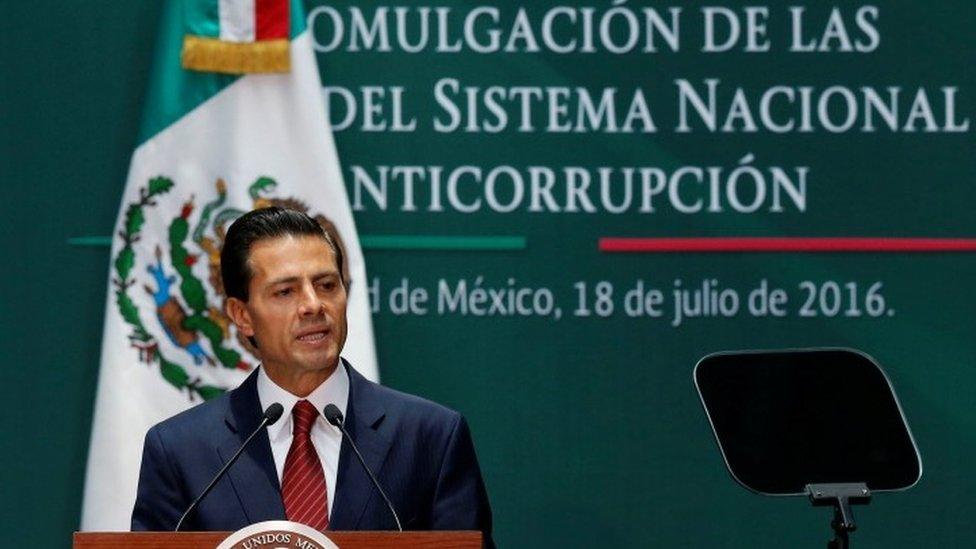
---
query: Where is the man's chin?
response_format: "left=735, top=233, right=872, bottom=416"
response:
left=294, top=350, right=340, bottom=372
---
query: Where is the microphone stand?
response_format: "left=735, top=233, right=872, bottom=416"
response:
left=324, top=404, right=402, bottom=531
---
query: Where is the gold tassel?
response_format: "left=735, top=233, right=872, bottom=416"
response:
left=181, top=35, right=290, bottom=74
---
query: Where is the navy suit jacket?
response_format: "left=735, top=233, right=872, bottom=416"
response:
left=131, top=362, right=493, bottom=547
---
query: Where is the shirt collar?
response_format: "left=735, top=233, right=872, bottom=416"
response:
left=257, top=360, right=350, bottom=441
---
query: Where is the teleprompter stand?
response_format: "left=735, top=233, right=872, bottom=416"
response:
left=694, top=348, right=922, bottom=548
left=806, top=482, right=871, bottom=549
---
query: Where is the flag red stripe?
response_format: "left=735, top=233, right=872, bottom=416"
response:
left=255, top=0, right=289, bottom=40
left=598, top=237, right=976, bottom=253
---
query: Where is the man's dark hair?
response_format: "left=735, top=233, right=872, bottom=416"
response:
left=221, top=206, right=346, bottom=302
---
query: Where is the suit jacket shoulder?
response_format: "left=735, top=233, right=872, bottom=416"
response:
left=149, top=389, right=233, bottom=449
left=339, top=365, right=493, bottom=547
left=131, top=370, right=282, bottom=531
left=354, top=370, right=463, bottom=431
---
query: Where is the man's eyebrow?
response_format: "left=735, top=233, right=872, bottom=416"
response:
left=266, top=275, right=299, bottom=287
left=266, top=270, right=339, bottom=287
left=312, top=270, right=340, bottom=280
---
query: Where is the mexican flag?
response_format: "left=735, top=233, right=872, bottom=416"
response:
left=81, top=0, right=377, bottom=530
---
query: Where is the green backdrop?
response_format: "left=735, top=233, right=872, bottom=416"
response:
left=3, top=1, right=974, bottom=547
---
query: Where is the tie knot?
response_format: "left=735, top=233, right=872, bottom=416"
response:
left=292, top=400, right=319, bottom=435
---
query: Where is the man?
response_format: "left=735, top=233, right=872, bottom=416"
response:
left=131, top=207, right=493, bottom=546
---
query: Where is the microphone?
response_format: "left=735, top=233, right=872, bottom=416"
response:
left=324, top=403, right=403, bottom=531
left=174, top=402, right=284, bottom=531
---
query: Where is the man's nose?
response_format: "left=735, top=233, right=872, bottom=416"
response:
left=297, top=282, right=325, bottom=316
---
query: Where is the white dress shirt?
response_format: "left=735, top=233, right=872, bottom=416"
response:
left=256, top=361, right=350, bottom=518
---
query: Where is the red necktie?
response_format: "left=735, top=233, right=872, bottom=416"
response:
left=281, top=400, right=329, bottom=530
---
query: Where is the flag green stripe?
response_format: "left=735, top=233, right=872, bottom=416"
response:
left=290, top=0, right=307, bottom=36
left=183, top=0, right=220, bottom=38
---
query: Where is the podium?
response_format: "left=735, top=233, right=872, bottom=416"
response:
left=73, top=531, right=482, bottom=548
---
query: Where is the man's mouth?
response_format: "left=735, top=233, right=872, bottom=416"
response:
left=296, top=328, right=330, bottom=342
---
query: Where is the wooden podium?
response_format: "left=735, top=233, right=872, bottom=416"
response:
left=73, top=531, right=482, bottom=548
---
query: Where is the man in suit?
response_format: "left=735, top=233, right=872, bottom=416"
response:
left=131, top=207, right=493, bottom=546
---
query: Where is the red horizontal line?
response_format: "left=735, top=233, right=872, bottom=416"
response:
left=599, top=237, right=976, bottom=253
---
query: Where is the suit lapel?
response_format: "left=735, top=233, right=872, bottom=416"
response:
left=218, top=370, right=285, bottom=524
left=329, top=363, right=393, bottom=529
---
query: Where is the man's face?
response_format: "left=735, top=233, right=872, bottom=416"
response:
left=228, top=235, right=348, bottom=380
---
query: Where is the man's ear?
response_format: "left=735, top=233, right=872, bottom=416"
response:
left=225, top=297, right=254, bottom=337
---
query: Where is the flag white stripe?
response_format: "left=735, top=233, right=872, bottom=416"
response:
left=219, top=0, right=255, bottom=42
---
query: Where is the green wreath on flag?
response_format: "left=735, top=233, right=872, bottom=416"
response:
left=114, top=177, right=230, bottom=401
